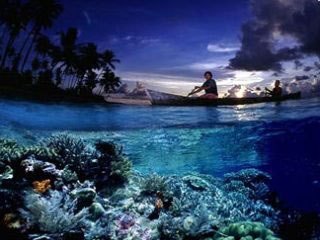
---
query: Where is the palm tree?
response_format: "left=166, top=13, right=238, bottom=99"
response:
left=100, top=50, right=120, bottom=70
left=52, top=27, right=79, bottom=75
left=0, top=0, right=25, bottom=69
left=73, top=43, right=100, bottom=88
left=84, top=70, right=98, bottom=92
left=20, top=0, right=63, bottom=71
left=98, top=68, right=121, bottom=94
left=95, top=49, right=120, bottom=80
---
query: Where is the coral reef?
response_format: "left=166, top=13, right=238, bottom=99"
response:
left=0, top=138, right=24, bottom=163
left=20, top=190, right=89, bottom=233
left=41, top=133, right=95, bottom=173
left=140, top=173, right=169, bottom=195
left=32, top=179, right=51, bottom=194
left=223, top=169, right=272, bottom=199
left=212, top=221, right=281, bottom=240
left=0, top=134, right=295, bottom=240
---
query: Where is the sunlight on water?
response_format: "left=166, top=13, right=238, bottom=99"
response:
left=1, top=98, right=320, bottom=211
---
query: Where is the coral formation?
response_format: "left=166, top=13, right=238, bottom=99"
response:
left=20, top=190, right=89, bottom=233
left=32, top=179, right=51, bottom=194
left=0, top=134, right=291, bottom=240
left=141, top=173, right=169, bottom=195
left=213, top=221, right=281, bottom=240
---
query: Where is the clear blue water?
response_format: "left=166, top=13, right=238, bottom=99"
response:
left=0, top=97, right=320, bottom=212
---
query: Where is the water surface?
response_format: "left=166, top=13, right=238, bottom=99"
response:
left=1, top=97, right=320, bottom=212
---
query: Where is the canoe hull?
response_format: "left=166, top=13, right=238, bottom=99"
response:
left=147, top=90, right=301, bottom=106
left=104, top=93, right=151, bottom=105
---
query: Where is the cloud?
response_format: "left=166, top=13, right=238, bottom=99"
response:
left=304, top=66, right=313, bottom=72
left=187, top=61, right=221, bottom=70
left=229, top=0, right=320, bottom=72
left=207, top=44, right=239, bottom=53
left=294, top=60, right=303, bottom=70
left=108, top=35, right=161, bottom=46
left=295, top=75, right=310, bottom=81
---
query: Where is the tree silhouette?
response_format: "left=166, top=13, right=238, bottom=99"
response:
left=20, top=0, right=63, bottom=71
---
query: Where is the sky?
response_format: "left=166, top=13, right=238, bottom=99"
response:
left=53, top=0, right=320, bottom=94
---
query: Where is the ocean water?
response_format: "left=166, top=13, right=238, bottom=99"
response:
left=0, top=97, right=320, bottom=213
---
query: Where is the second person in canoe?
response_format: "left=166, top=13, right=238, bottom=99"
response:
left=188, top=71, right=218, bottom=99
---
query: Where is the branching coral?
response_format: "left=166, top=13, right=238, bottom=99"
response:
left=88, top=141, right=131, bottom=188
left=42, top=133, right=95, bottom=172
left=0, top=138, right=24, bottom=164
left=140, top=173, right=169, bottom=195
left=223, top=169, right=272, bottom=200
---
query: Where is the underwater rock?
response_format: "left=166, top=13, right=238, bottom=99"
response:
left=71, top=187, right=96, bottom=203
left=20, top=157, right=60, bottom=181
left=70, top=182, right=97, bottom=209
left=224, top=169, right=271, bottom=185
left=182, top=175, right=211, bottom=191
left=223, top=180, right=254, bottom=197
left=183, top=216, right=195, bottom=231
left=223, top=169, right=272, bottom=200
left=89, top=202, right=106, bottom=220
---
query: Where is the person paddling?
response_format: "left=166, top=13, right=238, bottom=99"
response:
left=188, top=71, right=218, bottom=99
left=265, top=80, right=282, bottom=97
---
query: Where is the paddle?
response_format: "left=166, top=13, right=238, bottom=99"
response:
left=186, top=86, right=201, bottom=97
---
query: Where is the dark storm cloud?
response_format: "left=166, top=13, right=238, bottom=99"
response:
left=229, top=0, right=320, bottom=71
left=295, top=75, right=310, bottom=81
left=315, top=62, right=320, bottom=69
left=294, top=60, right=303, bottom=70
left=304, top=66, right=313, bottom=72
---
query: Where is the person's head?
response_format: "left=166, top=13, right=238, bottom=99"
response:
left=275, top=80, right=281, bottom=87
left=204, top=71, right=213, bottom=80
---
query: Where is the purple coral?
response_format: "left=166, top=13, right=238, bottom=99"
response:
left=116, top=213, right=135, bottom=230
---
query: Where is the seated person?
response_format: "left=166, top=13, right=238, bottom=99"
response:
left=188, top=71, right=218, bottom=99
left=265, top=80, right=282, bottom=97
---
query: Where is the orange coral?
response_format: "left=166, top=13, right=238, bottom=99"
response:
left=155, top=198, right=164, bottom=209
left=32, top=179, right=51, bottom=193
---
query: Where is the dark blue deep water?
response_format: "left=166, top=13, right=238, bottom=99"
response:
left=0, top=97, right=320, bottom=213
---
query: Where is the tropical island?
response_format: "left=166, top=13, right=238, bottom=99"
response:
left=0, top=0, right=121, bottom=103
left=1, top=1, right=320, bottom=240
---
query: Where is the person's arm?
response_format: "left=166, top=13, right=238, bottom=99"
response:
left=265, top=87, right=272, bottom=93
left=188, top=86, right=208, bottom=96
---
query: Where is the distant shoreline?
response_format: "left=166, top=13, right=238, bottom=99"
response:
left=0, top=85, right=108, bottom=105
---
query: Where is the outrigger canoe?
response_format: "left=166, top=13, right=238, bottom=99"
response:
left=147, top=89, right=301, bottom=106
left=104, top=93, right=151, bottom=105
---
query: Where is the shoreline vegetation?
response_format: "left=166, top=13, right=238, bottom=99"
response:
left=0, top=133, right=319, bottom=240
left=0, top=0, right=121, bottom=104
